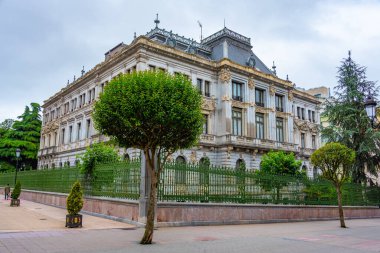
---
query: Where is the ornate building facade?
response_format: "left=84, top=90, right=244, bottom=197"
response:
left=38, top=22, right=321, bottom=177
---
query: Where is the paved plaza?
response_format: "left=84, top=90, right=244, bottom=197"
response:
left=1, top=199, right=380, bottom=253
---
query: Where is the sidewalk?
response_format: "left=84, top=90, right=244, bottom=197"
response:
left=0, top=198, right=135, bottom=232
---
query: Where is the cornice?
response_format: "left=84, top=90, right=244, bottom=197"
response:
left=42, top=36, right=321, bottom=108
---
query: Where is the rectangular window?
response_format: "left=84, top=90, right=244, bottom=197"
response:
left=77, top=123, right=81, bottom=141
left=275, top=94, right=284, bottom=112
left=197, top=78, right=203, bottom=94
left=312, top=111, right=316, bottom=123
left=69, top=126, right=73, bottom=143
left=312, top=135, right=316, bottom=149
left=86, top=119, right=91, bottom=138
left=297, top=107, right=300, bottom=118
left=61, top=128, right=65, bottom=144
left=301, top=133, right=305, bottom=148
left=91, top=88, right=95, bottom=101
left=101, top=83, right=104, bottom=93
left=149, top=65, right=156, bottom=71
left=203, top=114, right=208, bottom=134
left=308, top=110, right=312, bottom=121
left=301, top=108, right=305, bottom=120
left=82, top=94, right=86, bottom=106
left=255, top=113, right=264, bottom=139
left=276, top=117, right=284, bottom=142
left=232, top=108, right=242, bottom=136
left=255, top=88, right=264, bottom=107
left=232, top=81, right=243, bottom=101
left=204, top=81, right=210, bottom=97
left=53, top=132, right=57, bottom=146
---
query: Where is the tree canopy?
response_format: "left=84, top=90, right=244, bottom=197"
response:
left=0, top=103, right=41, bottom=170
left=321, top=53, right=380, bottom=183
left=93, top=70, right=204, bottom=244
left=258, top=151, right=303, bottom=176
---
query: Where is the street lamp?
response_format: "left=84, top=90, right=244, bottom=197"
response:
left=364, top=95, right=378, bottom=128
left=14, top=148, right=21, bottom=185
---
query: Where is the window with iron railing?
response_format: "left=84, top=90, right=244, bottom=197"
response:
left=204, top=81, right=210, bottom=97
left=232, top=81, right=243, bottom=102
left=256, top=113, right=264, bottom=139
left=275, top=94, right=284, bottom=112
left=255, top=88, right=265, bottom=107
left=276, top=117, right=284, bottom=142
left=232, top=108, right=242, bottom=136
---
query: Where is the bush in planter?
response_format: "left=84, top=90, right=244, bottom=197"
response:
left=11, top=181, right=21, bottom=200
left=66, top=181, right=84, bottom=228
left=10, top=181, right=21, bottom=206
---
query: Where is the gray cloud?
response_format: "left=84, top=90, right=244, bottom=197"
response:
left=1, top=0, right=379, bottom=121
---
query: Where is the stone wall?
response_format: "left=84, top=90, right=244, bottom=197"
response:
left=1, top=188, right=379, bottom=227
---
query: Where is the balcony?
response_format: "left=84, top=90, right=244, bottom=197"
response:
left=215, top=135, right=298, bottom=152
left=232, top=95, right=243, bottom=102
left=38, top=146, right=57, bottom=156
left=256, top=102, right=264, bottom=107
left=298, top=147, right=315, bottom=157
left=199, top=134, right=216, bottom=144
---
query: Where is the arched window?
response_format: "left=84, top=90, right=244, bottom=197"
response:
left=199, top=157, right=210, bottom=185
left=175, top=156, right=186, bottom=184
left=235, top=159, right=246, bottom=197
left=236, top=159, right=246, bottom=172
left=124, top=153, right=130, bottom=162
left=302, top=165, right=307, bottom=173
left=199, top=157, right=210, bottom=168
left=175, top=156, right=186, bottom=164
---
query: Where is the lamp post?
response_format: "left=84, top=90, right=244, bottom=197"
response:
left=14, top=148, right=21, bottom=186
left=364, top=95, right=378, bottom=128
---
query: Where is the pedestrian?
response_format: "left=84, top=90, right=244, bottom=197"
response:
left=4, top=184, right=10, bottom=200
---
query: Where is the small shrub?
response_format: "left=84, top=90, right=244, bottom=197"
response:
left=11, top=181, right=21, bottom=200
left=66, top=181, right=83, bottom=215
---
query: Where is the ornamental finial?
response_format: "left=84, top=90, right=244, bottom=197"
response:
left=154, top=13, right=160, bottom=28
left=81, top=66, right=85, bottom=76
left=272, top=61, right=277, bottom=76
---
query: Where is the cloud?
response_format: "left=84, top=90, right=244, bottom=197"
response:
left=0, top=0, right=379, bottom=122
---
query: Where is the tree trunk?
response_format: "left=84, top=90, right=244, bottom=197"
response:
left=140, top=157, right=158, bottom=244
left=335, top=185, right=346, bottom=228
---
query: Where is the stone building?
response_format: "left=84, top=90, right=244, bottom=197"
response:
left=38, top=21, right=321, bottom=176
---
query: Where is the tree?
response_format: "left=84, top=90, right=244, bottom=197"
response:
left=322, top=52, right=380, bottom=183
left=93, top=70, right=203, bottom=244
left=66, top=181, right=84, bottom=215
left=311, top=142, right=355, bottom=228
left=0, top=103, right=41, bottom=169
left=78, top=143, right=120, bottom=176
left=256, top=151, right=303, bottom=202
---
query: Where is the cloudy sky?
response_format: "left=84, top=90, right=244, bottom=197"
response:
left=1, top=0, right=379, bottom=122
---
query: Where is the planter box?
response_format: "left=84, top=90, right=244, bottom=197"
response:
left=65, top=214, right=83, bottom=228
left=10, top=199, right=20, bottom=207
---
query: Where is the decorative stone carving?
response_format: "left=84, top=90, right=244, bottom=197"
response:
left=219, top=68, right=231, bottom=83
left=269, top=84, right=276, bottom=96
left=232, top=100, right=248, bottom=108
left=201, top=98, right=216, bottom=111
left=255, top=106, right=271, bottom=114
left=221, top=95, right=231, bottom=102
left=190, top=151, right=197, bottom=164
left=248, top=76, right=255, bottom=90
left=288, top=90, right=294, bottom=101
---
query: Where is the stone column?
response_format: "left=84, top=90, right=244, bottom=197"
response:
left=138, top=151, right=149, bottom=224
